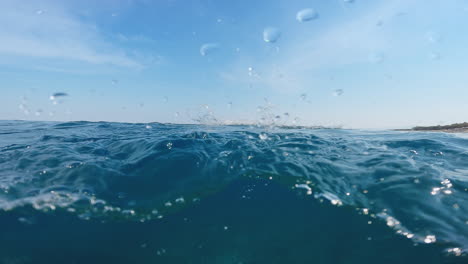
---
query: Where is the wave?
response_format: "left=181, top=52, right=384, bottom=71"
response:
left=0, top=120, right=467, bottom=260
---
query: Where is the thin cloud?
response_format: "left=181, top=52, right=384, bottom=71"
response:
left=0, top=0, right=141, bottom=68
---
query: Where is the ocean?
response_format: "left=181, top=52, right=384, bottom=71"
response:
left=0, top=120, right=466, bottom=263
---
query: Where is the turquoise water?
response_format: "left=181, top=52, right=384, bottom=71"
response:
left=0, top=121, right=467, bottom=263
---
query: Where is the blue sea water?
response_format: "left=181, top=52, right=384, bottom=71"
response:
left=0, top=120, right=467, bottom=263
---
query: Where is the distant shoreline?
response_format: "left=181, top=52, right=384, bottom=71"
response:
left=396, top=122, right=468, bottom=133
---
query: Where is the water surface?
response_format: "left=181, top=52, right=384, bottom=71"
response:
left=0, top=121, right=466, bottom=263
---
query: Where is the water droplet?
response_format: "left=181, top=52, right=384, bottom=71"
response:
left=111, top=79, right=118, bottom=85
left=386, top=216, right=399, bottom=227
left=441, top=179, right=452, bottom=187
left=295, top=184, right=312, bottom=195
left=332, top=89, right=344, bottom=96
left=18, top=217, right=34, bottom=225
left=431, top=187, right=441, bottom=195
left=343, top=0, right=355, bottom=3
left=175, top=197, right=185, bottom=204
left=259, top=133, right=268, bottom=140
left=49, top=92, right=68, bottom=101
left=300, top=93, right=307, bottom=100
left=122, top=209, right=135, bottom=216
left=424, top=235, right=436, bottom=244
left=447, top=247, right=462, bottom=256
left=227, top=102, right=233, bottom=108
left=36, top=10, right=44, bottom=15
left=200, top=43, right=219, bottom=56
left=248, top=67, right=259, bottom=77
left=145, top=125, right=152, bottom=129
left=296, top=8, right=318, bottom=22
left=35, top=109, right=43, bottom=116
left=429, top=52, right=441, bottom=60
left=369, top=52, right=385, bottom=64
left=166, top=142, right=173, bottom=150
left=331, top=199, right=342, bottom=206
left=263, top=27, right=281, bottom=43
left=223, top=226, right=229, bottom=230
left=426, top=31, right=442, bottom=43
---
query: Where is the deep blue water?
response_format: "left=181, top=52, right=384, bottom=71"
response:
left=0, top=120, right=467, bottom=263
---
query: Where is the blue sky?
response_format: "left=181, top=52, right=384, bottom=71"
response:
left=1, top=0, right=468, bottom=128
